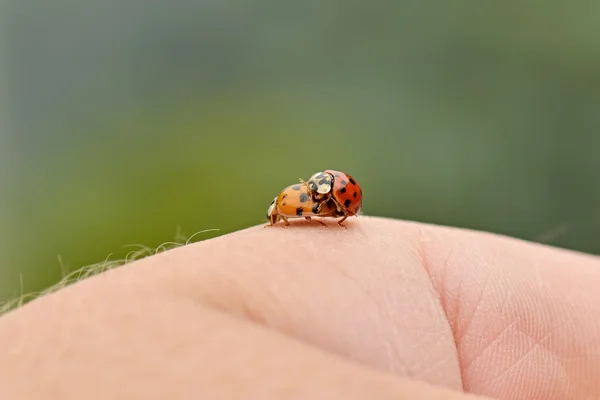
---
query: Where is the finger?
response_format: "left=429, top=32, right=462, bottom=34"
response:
left=420, top=221, right=600, bottom=399
left=127, top=216, right=600, bottom=398
left=0, top=276, right=488, bottom=399
left=3, top=216, right=600, bottom=399
left=142, top=216, right=464, bottom=390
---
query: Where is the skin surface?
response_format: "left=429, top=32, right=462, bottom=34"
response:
left=0, top=216, right=599, bottom=399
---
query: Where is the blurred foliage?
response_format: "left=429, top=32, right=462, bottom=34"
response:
left=2, top=1, right=600, bottom=302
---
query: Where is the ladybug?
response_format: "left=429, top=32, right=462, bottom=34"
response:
left=303, top=169, right=362, bottom=226
left=266, top=183, right=342, bottom=227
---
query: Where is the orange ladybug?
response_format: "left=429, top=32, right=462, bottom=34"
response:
left=303, top=169, right=362, bottom=226
left=266, top=183, right=342, bottom=227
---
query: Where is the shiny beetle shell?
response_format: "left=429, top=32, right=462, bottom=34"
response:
left=266, top=184, right=341, bottom=226
left=306, top=170, right=363, bottom=217
left=324, top=169, right=363, bottom=216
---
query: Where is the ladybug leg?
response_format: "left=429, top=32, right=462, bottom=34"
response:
left=264, top=212, right=283, bottom=228
left=265, top=199, right=279, bottom=228
left=264, top=211, right=281, bottom=228
left=299, top=178, right=329, bottom=202
left=299, top=178, right=315, bottom=193
left=329, top=196, right=346, bottom=214
left=264, top=215, right=277, bottom=228
left=280, top=215, right=291, bottom=227
left=308, top=217, right=327, bottom=226
left=336, top=214, right=349, bottom=228
left=304, top=216, right=327, bottom=226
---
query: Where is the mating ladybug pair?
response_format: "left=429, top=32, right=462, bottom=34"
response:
left=266, top=170, right=363, bottom=227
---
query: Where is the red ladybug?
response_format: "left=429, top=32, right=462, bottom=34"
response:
left=303, top=169, right=362, bottom=226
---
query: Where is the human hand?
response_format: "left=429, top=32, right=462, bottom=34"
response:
left=0, top=217, right=598, bottom=399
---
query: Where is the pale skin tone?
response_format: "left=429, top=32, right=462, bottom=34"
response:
left=0, top=217, right=599, bottom=399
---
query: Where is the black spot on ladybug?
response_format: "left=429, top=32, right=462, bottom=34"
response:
left=282, top=194, right=288, bottom=199
left=349, top=177, right=356, bottom=185
left=282, top=202, right=287, bottom=206
left=340, top=180, right=348, bottom=186
left=296, top=207, right=303, bottom=216
left=312, top=203, right=320, bottom=214
left=299, top=192, right=309, bottom=203
left=292, top=185, right=301, bottom=190
left=339, top=187, right=346, bottom=194
left=353, top=191, right=357, bottom=198
left=344, top=199, right=352, bottom=208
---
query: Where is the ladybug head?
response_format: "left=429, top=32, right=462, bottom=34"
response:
left=307, top=171, right=333, bottom=197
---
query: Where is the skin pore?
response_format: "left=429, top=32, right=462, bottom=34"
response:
left=0, top=216, right=599, bottom=399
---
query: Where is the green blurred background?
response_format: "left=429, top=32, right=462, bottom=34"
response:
left=2, top=1, right=599, bottom=303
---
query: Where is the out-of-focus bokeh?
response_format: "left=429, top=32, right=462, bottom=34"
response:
left=2, top=1, right=600, bottom=303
